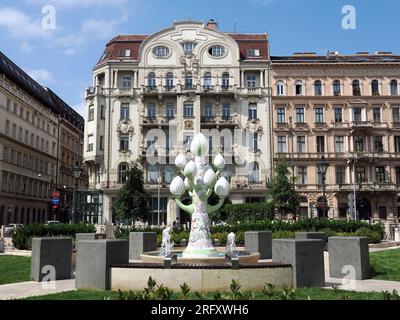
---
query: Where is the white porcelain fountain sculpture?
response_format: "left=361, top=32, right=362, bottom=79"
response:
left=170, top=133, right=229, bottom=258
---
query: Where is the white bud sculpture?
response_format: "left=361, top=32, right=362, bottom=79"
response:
left=170, top=176, right=185, bottom=196
left=172, top=133, right=230, bottom=258
left=215, top=177, right=230, bottom=197
left=184, top=160, right=197, bottom=178
left=213, top=154, right=225, bottom=170
left=203, top=168, right=215, bottom=186
left=175, top=153, right=187, bottom=169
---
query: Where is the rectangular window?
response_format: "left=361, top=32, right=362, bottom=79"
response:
left=373, top=107, right=381, bottom=123
left=316, top=136, right=325, bottom=153
left=246, top=74, right=256, bottom=88
left=166, top=103, right=174, bottom=120
left=356, top=166, right=365, bottom=183
left=295, top=83, right=303, bottom=95
left=354, top=136, right=364, bottom=152
left=334, top=108, right=343, bottom=123
left=100, top=105, right=105, bottom=119
left=297, top=166, right=307, bottom=185
left=119, top=135, right=129, bottom=151
left=252, top=133, right=259, bottom=151
left=120, top=104, right=130, bottom=120
left=248, top=104, right=257, bottom=120
left=395, top=136, right=400, bottom=153
left=87, top=135, right=94, bottom=152
left=297, top=136, right=306, bottom=153
left=122, top=76, right=132, bottom=88
left=396, top=167, right=400, bottom=185
left=99, top=136, right=104, bottom=151
left=375, top=166, right=386, bottom=182
left=88, top=106, right=95, bottom=121
left=118, top=49, right=131, bottom=57
left=336, top=166, right=346, bottom=185
left=374, top=136, right=383, bottom=152
left=393, top=108, right=400, bottom=122
left=147, top=103, right=156, bottom=119
left=335, top=136, right=345, bottom=153
left=353, top=107, right=362, bottom=122
left=296, top=108, right=304, bottom=123
left=277, top=136, right=286, bottom=153
left=277, top=108, right=285, bottom=123
left=222, top=102, right=231, bottom=119
left=203, top=103, right=213, bottom=119
left=315, top=107, right=324, bottom=123
left=379, top=206, right=387, bottom=220
left=183, top=134, right=193, bottom=151
left=183, top=102, right=194, bottom=118
left=3, top=147, right=9, bottom=162
left=12, top=124, right=17, bottom=137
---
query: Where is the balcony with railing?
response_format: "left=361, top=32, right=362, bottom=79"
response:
left=200, top=114, right=239, bottom=127
left=141, top=115, right=174, bottom=127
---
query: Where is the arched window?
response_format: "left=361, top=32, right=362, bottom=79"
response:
left=391, top=80, right=398, bottom=96
left=314, top=80, right=322, bottom=96
left=148, top=72, right=156, bottom=88
left=222, top=72, right=230, bottom=88
left=277, top=81, right=284, bottom=96
left=165, top=72, right=174, bottom=88
left=371, top=80, right=379, bottom=95
left=185, top=72, right=193, bottom=90
left=352, top=80, right=361, bottom=96
left=333, top=80, right=341, bottom=96
left=203, top=72, right=212, bottom=89
left=118, top=162, right=129, bottom=183
left=249, top=162, right=260, bottom=183
left=295, top=80, right=303, bottom=96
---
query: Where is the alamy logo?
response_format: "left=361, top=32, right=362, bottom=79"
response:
left=41, top=5, right=57, bottom=30
left=41, top=265, right=56, bottom=290
left=341, top=5, right=357, bottom=30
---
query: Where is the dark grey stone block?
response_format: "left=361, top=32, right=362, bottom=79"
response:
left=328, top=237, right=370, bottom=280
left=75, top=240, right=128, bottom=290
left=129, top=232, right=157, bottom=260
left=244, top=231, right=272, bottom=259
left=272, top=239, right=325, bottom=288
left=296, top=232, right=327, bottom=245
left=0, top=239, right=4, bottom=253
left=30, top=238, right=73, bottom=282
left=75, top=233, right=106, bottom=242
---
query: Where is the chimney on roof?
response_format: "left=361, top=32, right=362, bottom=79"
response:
left=207, top=19, right=218, bottom=30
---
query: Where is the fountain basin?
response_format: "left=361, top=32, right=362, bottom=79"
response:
left=140, top=249, right=260, bottom=265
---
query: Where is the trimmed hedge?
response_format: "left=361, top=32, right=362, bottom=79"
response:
left=114, top=219, right=384, bottom=245
left=12, top=224, right=96, bottom=250
left=218, top=202, right=275, bottom=223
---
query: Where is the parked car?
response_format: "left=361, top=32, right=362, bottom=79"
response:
left=44, top=220, right=62, bottom=225
left=3, top=224, right=23, bottom=237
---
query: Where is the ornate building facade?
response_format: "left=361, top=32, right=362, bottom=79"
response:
left=271, top=52, right=400, bottom=223
left=84, top=20, right=273, bottom=224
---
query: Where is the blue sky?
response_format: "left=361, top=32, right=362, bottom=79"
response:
left=0, top=0, right=399, bottom=115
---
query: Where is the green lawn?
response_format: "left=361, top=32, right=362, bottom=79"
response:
left=370, top=248, right=400, bottom=281
left=0, top=255, right=31, bottom=285
left=24, top=288, right=387, bottom=300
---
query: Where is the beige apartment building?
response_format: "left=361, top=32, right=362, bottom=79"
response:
left=271, top=52, right=400, bottom=223
left=0, top=51, right=87, bottom=226
left=84, top=20, right=273, bottom=225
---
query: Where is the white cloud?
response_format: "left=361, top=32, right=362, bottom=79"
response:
left=25, top=0, right=128, bottom=9
left=25, top=68, right=54, bottom=84
left=21, top=41, right=35, bottom=53
left=0, top=7, right=51, bottom=39
left=64, top=48, right=77, bottom=55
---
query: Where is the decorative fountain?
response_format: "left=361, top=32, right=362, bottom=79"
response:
left=140, top=133, right=259, bottom=264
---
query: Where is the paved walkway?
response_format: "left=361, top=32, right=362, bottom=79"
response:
left=0, top=280, right=75, bottom=300
left=0, top=244, right=399, bottom=300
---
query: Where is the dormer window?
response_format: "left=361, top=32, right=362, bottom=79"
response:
left=182, top=42, right=196, bottom=54
left=209, top=45, right=225, bottom=57
left=248, top=49, right=260, bottom=57
left=100, top=52, right=109, bottom=60
left=118, top=49, right=131, bottom=57
left=152, top=46, right=170, bottom=58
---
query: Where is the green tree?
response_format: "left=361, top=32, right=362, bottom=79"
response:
left=113, top=161, right=151, bottom=223
left=267, top=161, right=300, bottom=217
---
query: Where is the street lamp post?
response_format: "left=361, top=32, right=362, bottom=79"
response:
left=317, top=156, right=329, bottom=219
left=72, top=166, right=82, bottom=224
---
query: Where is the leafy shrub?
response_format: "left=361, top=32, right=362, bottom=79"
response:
left=12, top=224, right=96, bottom=250
left=318, top=228, right=336, bottom=238
left=272, top=231, right=295, bottom=239
left=220, top=202, right=275, bottom=223
left=354, top=227, right=382, bottom=244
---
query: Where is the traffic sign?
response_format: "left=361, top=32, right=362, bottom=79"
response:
left=53, top=191, right=60, bottom=198
left=52, top=198, right=60, bottom=206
